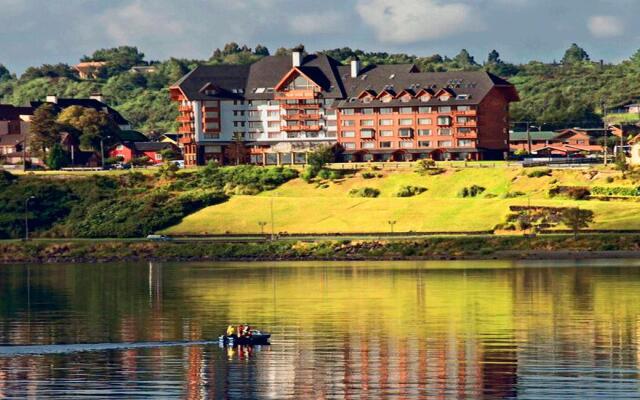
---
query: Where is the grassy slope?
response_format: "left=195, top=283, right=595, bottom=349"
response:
left=164, top=164, right=640, bottom=234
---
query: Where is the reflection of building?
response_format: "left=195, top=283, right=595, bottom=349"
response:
left=171, top=52, right=518, bottom=167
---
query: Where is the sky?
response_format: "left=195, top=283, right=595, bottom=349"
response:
left=0, top=0, right=638, bottom=74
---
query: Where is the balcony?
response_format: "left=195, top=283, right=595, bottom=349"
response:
left=176, top=115, right=192, bottom=123
left=178, top=126, right=193, bottom=134
left=282, top=125, right=303, bottom=132
left=455, top=109, right=477, bottom=116
left=282, top=103, right=321, bottom=109
left=275, top=89, right=318, bottom=100
left=456, top=120, right=477, bottom=127
left=456, top=132, right=478, bottom=139
left=180, top=136, right=194, bottom=144
left=178, top=105, right=192, bottom=112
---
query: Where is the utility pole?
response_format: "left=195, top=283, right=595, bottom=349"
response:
left=100, top=138, right=105, bottom=170
left=388, top=220, right=396, bottom=234
left=526, top=121, right=532, bottom=154
left=22, top=129, right=27, bottom=172
left=24, top=196, right=35, bottom=241
left=270, top=198, right=275, bottom=241
left=258, top=221, right=267, bottom=236
left=602, top=100, right=608, bottom=166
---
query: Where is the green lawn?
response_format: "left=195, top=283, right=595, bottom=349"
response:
left=164, top=165, right=640, bottom=235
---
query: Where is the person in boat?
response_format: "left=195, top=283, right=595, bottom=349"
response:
left=226, top=325, right=235, bottom=337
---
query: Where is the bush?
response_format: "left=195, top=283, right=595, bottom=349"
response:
left=459, top=185, right=485, bottom=198
left=606, top=176, right=615, bottom=183
left=548, top=186, right=591, bottom=200
left=527, top=168, right=552, bottom=178
left=349, top=187, right=380, bottom=198
left=317, top=168, right=332, bottom=180
left=591, top=186, right=640, bottom=197
left=362, top=171, right=376, bottom=179
left=328, top=170, right=342, bottom=180
left=396, top=185, right=427, bottom=197
left=503, top=191, right=526, bottom=198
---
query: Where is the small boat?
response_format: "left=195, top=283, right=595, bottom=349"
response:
left=218, top=330, right=271, bottom=346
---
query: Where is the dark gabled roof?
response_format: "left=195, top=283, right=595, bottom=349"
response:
left=510, top=131, right=561, bottom=142
left=245, top=54, right=345, bottom=100
left=116, top=130, right=148, bottom=143
left=133, top=142, right=173, bottom=152
left=0, top=104, right=33, bottom=120
left=172, top=64, right=251, bottom=101
left=336, top=68, right=517, bottom=108
left=31, top=98, right=129, bottom=125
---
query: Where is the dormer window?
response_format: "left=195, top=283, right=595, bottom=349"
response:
left=456, top=94, right=469, bottom=100
left=363, top=96, right=373, bottom=103
left=381, top=94, right=392, bottom=103
left=439, top=94, right=451, bottom=101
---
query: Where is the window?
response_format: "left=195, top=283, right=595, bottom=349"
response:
left=233, top=121, right=245, bottom=127
left=457, top=116, right=471, bottom=123
left=342, top=108, right=355, bottom=115
left=438, top=140, right=452, bottom=147
left=400, top=94, right=412, bottom=103
left=341, top=131, right=356, bottom=138
left=379, top=119, right=393, bottom=126
left=457, top=105, right=470, bottom=111
left=304, top=120, right=318, bottom=126
left=380, top=107, right=393, bottom=114
left=248, top=121, right=261, bottom=129
left=418, top=141, right=431, bottom=147
left=327, top=120, right=337, bottom=126
left=343, top=142, right=356, bottom=149
left=342, top=120, right=355, bottom=127
left=380, top=130, right=393, bottom=137
left=248, top=110, right=259, bottom=118
left=399, top=107, right=413, bottom=114
left=362, top=108, right=374, bottom=115
left=418, top=129, right=431, bottom=136
left=417, top=118, right=432, bottom=125
left=458, top=139, right=474, bottom=147
left=458, top=127, right=472, bottom=134
left=286, top=109, right=298, bottom=116
left=268, top=110, right=280, bottom=117
left=286, top=100, right=298, bottom=105
left=399, top=128, right=413, bottom=137
left=438, top=106, right=451, bottom=113
left=361, top=119, right=375, bottom=126
left=361, top=129, right=375, bottom=138
left=380, top=141, right=392, bottom=148
left=233, top=110, right=245, bottom=116
left=362, top=142, right=375, bottom=149
left=381, top=94, right=393, bottom=103
left=418, top=106, right=433, bottom=113
left=576, top=140, right=586, bottom=145
left=438, top=128, right=452, bottom=136
left=420, top=95, right=431, bottom=102
left=268, top=121, right=280, bottom=128
left=400, top=141, right=414, bottom=148
left=456, top=94, right=469, bottom=100
left=437, top=116, right=451, bottom=125
left=305, top=108, right=317, bottom=115
left=325, top=109, right=336, bottom=116
left=285, top=120, right=298, bottom=127
left=399, top=119, right=413, bottom=126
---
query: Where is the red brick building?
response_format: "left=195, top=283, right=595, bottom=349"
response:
left=170, top=53, right=519, bottom=166
left=110, top=142, right=176, bottom=164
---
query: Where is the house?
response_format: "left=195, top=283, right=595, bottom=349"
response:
left=130, top=65, right=158, bottom=74
left=74, top=61, right=107, bottom=79
left=160, top=133, right=181, bottom=146
left=510, top=127, right=615, bottom=156
left=31, top=94, right=131, bottom=130
left=170, top=52, right=518, bottom=166
left=0, top=104, right=33, bottom=135
left=109, top=141, right=176, bottom=164
left=509, top=131, right=561, bottom=153
left=627, top=134, right=640, bottom=165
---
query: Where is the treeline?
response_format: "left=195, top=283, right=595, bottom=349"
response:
left=3, top=43, right=640, bottom=133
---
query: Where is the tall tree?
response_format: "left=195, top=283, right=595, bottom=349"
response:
left=254, top=44, right=270, bottom=56
left=0, top=64, right=12, bottom=82
left=561, top=208, right=594, bottom=238
left=30, top=104, right=61, bottom=157
left=56, top=106, right=120, bottom=152
left=562, top=43, right=590, bottom=64
left=453, top=49, right=477, bottom=69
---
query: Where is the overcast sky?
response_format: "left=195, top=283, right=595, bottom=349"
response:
left=0, top=0, right=638, bottom=74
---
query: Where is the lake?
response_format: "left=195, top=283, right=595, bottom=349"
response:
left=1, top=259, right=640, bottom=398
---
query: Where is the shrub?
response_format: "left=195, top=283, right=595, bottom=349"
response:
left=458, top=185, right=485, bottom=198
left=328, top=170, right=342, bottom=180
left=349, top=187, right=380, bottom=198
left=548, top=186, right=590, bottom=200
left=317, top=168, right=331, bottom=180
left=527, top=168, right=552, bottom=178
left=503, top=191, right=526, bottom=198
left=396, top=185, right=427, bottom=197
left=606, top=176, right=615, bottom=183
left=591, top=186, right=640, bottom=197
left=362, top=172, right=376, bottom=179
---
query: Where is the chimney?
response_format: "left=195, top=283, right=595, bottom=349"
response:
left=46, top=95, right=58, bottom=104
left=292, top=51, right=302, bottom=67
left=350, top=59, right=361, bottom=78
left=90, top=92, right=105, bottom=103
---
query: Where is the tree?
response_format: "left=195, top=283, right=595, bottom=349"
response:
left=307, top=145, right=334, bottom=170
left=453, top=49, right=478, bottom=69
left=20, top=63, right=76, bottom=81
left=254, top=44, right=270, bottom=56
left=0, top=64, right=12, bottom=82
left=46, top=143, right=69, bottom=170
left=561, top=207, right=594, bottom=238
left=224, top=134, right=247, bottom=165
left=562, top=43, right=590, bottom=64
left=487, top=49, right=501, bottom=64
left=160, top=147, right=178, bottom=161
left=30, top=104, right=61, bottom=158
left=56, top=106, right=120, bottom=152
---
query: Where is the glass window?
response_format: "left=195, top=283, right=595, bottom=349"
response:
left=458, top=105, right=470, bottom=111
left=438, top=128, right=452, bottom=136
left=399, top=119, right=413, bottom=126
left=360, top=119, right=375, bottom=126
left=343, top=142, right=356, bottom=149
left=379, top=119, right=393, bottom=126
left=362, top=142, right=375, bottom=149
left=418, top=129, right=431, bottom=136
left=418, top=106, right=433, bottom=113
left=400, top=141, right=414, bottom=148
left=360, top=129, right=375, bottom=138
left=342, top=108, right=355, bottom=115
left=341, top=131, right=356, bottom=138
left=399, top=128, right=413, bottom=137
left=380, top=108, right=393, bottom=114
left=341, top=120, right=355, bottom=127
left=418, top=141, right=431, bottom=147
left=437, top=140, right=452, bottom=147
left=437, top=116, right=451, bottom=125
left=458, top=127, right=472, bottom=133
left=458, top=139, right=474, bottom=147
left=268, top=121, right=280, bottom=128
left=380, top=130, right=394, bottom=137
left=438, top=106, right=451, bottom=113
left=361, top=108, right=374, bottom=115
left=380, top=141, right=392, bottom=148
left=418, top=118, right=432, bottom=125
left=399, top=107, right=413, bottom=114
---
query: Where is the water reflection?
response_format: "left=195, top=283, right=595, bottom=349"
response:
left=0, top=260, right=640, bottom=398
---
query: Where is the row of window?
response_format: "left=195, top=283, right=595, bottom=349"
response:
left=342, top=139, right=475, bottom=150
left=341, top=116, right=475, bottom=127
left=233, top=99, right=336, bottom=106
left=342, top=105, right=474, bottom=115
left=341, top=127, right=476, bottom=138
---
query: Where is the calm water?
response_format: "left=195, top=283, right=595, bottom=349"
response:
left=1, top=260, right=640, bottom=399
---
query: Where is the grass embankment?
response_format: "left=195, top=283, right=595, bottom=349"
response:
left=3, top=235, right=640, bottom=264
left=165, top=164, right=640, bottom=235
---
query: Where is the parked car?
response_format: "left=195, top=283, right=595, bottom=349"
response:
left=170, top=160, right=185, bottom=168
left=146, top=234, right=173, bottom=241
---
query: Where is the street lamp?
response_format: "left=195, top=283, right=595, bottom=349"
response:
left=24, top=196, right=35, bottom=241
left=258, top=221, right=267, bottom=236
left=100, top=135, right=112, bottom=170
left=388, top=220, right=397, bottom=234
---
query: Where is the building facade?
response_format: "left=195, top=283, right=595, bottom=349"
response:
left=170, top=52, right=519, bottom=167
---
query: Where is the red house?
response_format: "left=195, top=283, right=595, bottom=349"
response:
left=110, top=142, right=177, bottom=164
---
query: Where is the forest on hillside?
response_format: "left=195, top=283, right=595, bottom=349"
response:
left=2, top=43, right=640, bottom=133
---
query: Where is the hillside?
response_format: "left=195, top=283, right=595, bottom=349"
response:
left=164, top=163, right=640, bottom=235
left=3, top=43, right=640, bottom=133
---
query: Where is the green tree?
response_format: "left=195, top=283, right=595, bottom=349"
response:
left=308, top=145, right=334, bottom=170
left=20, top=63, right=76, bottom=81
left=46, top=143, right=69, bottom=170
left=453, top=49, right=478, bottom=69
left=562, top=43, right=590, bottom=64
left=254, top=44, right=270, bottom=56
left=0, top=64, right=12, bottom=82
left=561, top=207, right=594, bottom=238
left=30, top=104, right=61, bottom=158
left=56, top=106, right=120, bottom=152
left=83, top=46, right=146, bottom=77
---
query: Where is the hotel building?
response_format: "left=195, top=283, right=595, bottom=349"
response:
left=170, top=52, right=518, bottom=167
